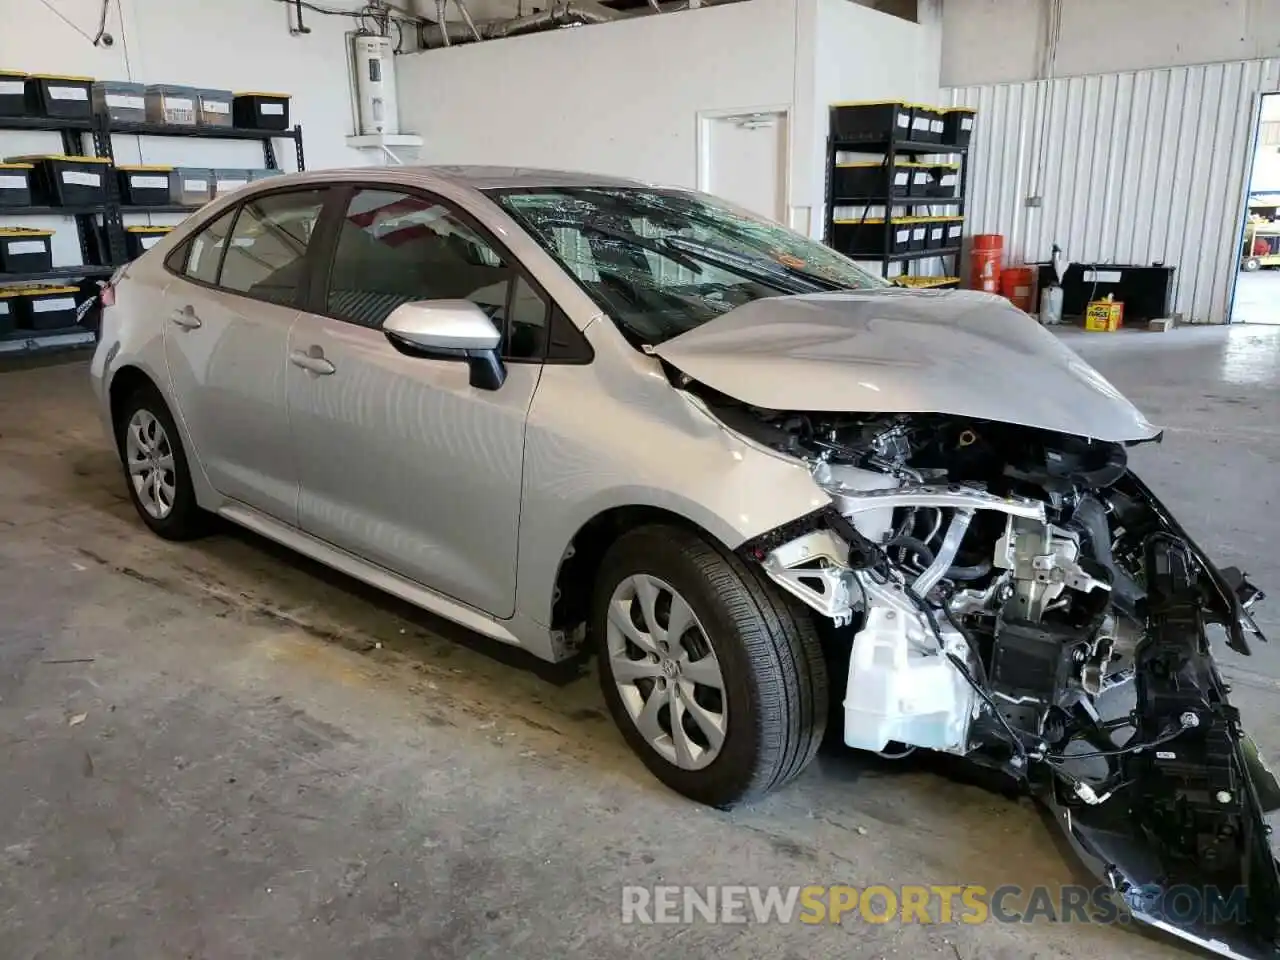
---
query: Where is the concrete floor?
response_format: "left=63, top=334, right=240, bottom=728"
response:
left=1230, top=270, right=1280, bottom=325
left=4, top=328, right=1280, bottom=960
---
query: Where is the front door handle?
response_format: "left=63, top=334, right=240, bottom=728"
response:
left=170, top=305, right=202, bottom=329
left=289, top=348, right=336, bottom=376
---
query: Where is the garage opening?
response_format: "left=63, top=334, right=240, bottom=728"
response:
left=1232, top=92, right=1280, bottom=325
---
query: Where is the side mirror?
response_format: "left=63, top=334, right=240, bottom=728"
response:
left=383, top=300, right=506, bottom=390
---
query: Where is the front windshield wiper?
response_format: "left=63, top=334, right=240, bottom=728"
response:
left=660, top=236, right=843, bottom=293
left=536, top=218, right=707, bottom=278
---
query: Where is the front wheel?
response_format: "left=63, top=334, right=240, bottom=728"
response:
left=593, top=524, right=828, bottom=808
left=1243, top=257, right=1262, bottom=272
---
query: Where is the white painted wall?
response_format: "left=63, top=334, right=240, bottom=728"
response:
left=942, top=0, right=1280, bottom=87
left=398, top=0, right=800, bottom=195
left=2, top=0, right=369, bottom=265
left=805, top=0, right=941, bottom=231
left=397, top=0, right=941, bottom=236
left=3, top=0, right=368, bottom=167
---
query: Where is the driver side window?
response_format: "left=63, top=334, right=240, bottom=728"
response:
left=324, top=188, right=549, bottom=360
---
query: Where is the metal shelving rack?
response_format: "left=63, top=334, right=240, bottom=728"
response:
left=823, top=124, right=970, bottom=285
left=0, top=111, right=305, bottom=356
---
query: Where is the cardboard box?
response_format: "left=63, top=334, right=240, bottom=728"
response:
left=1085, top=299, right=1124, bottom=332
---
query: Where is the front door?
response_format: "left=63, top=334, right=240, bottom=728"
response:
left=698, top=109, right=789, bottom=223
left=163, top=187, right=330, bottom=522
left=285, top=187, right=551, bottom=617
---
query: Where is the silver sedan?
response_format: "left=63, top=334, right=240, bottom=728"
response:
left=90, top=166, right=1280, bottom=958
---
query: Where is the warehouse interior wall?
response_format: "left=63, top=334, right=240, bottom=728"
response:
left=398, top=0, right=941, bottom=237
left=5, top=0, right=368, bottom=169
left=806, top=0, right=941, bottom=235
left=941, top=0, right=1280, bottom=88
left=397, top=0, right=801, bottom=217
left=4, top=0, right=371, bottom=266
left=949, top=59, right=1280, bottom=324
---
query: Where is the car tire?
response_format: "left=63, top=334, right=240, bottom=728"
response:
left=593, top=523, right=828, bottom=809
left=114, top=383, right=210, bottom=541
left=1243, top=257, right=1262, bottom=272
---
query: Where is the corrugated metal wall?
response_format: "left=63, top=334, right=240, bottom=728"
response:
left=947, top=60, right=1280, bottom=323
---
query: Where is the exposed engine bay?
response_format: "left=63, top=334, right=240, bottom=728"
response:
left=696, top=386, right=1280, bottom=960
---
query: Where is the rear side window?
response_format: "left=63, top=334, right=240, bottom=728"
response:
left=183, top=209, right=237, bottom=285
left=219, top=189, right=327, bottom=307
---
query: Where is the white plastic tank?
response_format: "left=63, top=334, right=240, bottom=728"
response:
left=1039, top=284, right=1064, bottom=326
left=843, top=605, right=975, bottom=753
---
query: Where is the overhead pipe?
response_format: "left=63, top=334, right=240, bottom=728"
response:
left=420, top=0, right=626, bottom=47
left=453, top=0, right=483, bottom=41
left=435, top=0, right=450, bottom=44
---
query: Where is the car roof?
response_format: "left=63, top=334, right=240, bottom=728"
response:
left=271, top=165, right=664, bottom=193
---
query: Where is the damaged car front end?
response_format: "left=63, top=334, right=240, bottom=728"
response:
left=656, top=292, right=1280, bottom=959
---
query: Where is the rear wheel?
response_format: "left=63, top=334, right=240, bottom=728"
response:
left=593, top=524, right=828, bottom=808
left=1243, top=257, right=1262, bottom=272
left=115, top=385, right=209, bottom=540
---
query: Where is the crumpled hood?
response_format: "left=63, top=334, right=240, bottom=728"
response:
left=652, top=288, right=1161, bottom=443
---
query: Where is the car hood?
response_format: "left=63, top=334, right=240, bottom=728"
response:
left=651, top=288, right=1160, bottom=443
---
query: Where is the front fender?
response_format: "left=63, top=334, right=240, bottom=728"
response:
left=514, top=358, right=831, bottom=628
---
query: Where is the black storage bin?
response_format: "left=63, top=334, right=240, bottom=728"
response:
left=943, top=107, right=976, bottom=147
left=907, top=103, right=933, bottom=141
left=929, top=163, right=960, bottom=198
left=10, top=156, right=110, bottom=206
left=117, top=165, right=173, bottom=206
left=904, top=163, right=933, bottom=197
left=15, top=285, right=79, bottom=330
left=25, top=75, right=93, bottom=119
left=830, top=101, right=912, bottom=144
left=84, top=222, right=111, bottom=267
left=906, top=219, right=929, bottom=251
left=831, top=218, right=912, bottom=257
left=0, top=71, right=27, bottom=117
left=942, top=217, right=964, bottom=248
left=0, top=228, right=53, bottom=273
left=924, top=219, right=947, bottom=250
left=0, top=288, right=17, bottom=334
left=913, top=105, right=943, bottom=143
left=234, top=92, right=290, bottom=130
left=0, top=163, right=33, bottom=207
left=125, top=225, right=172, bottom=258
left=92, top=80, right=148, bottom=123
left=831, top=160, right=912, bottom=200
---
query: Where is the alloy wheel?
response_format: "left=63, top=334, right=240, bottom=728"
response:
left=124, top=408, right=177, bottom=520
left=605, top=574, right=727, bottom=770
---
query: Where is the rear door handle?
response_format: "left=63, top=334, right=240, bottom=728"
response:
left=289, top=349, right=336, bottom=376
left=170, top=305, right=202, bottom=329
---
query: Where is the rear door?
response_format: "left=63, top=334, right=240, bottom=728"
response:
left=284, top=185, right=551, bottom=617
left=163, top=186, right=336, bottom=523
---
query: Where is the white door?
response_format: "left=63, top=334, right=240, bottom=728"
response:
left=698, top=110, right=789, bottom=223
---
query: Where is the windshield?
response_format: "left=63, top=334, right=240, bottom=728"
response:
left=486, top=186, right=888, bottom=345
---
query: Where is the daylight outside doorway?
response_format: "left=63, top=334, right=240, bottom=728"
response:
left=1233, top=93, right=1280, bottom=324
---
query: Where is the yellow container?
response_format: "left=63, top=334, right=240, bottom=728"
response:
left=1085, top=299, right=1124, bottom=332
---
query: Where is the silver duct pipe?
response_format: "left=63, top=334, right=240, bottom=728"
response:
left=452, top=0, right=483, bottom=41
left=487, top=0, right=619, bottom=37
left=420, top=0, right=626, bottom=48
left=435, top=0, right=450, bottom=45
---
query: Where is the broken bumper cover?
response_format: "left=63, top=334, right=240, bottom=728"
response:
left=746, top=484, right=1280, bottom=959
left=1043, top=520, right=1280, bottom=960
